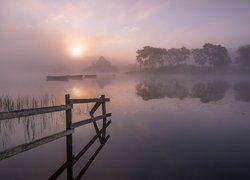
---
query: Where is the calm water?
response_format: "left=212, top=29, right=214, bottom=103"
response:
left=0, top=73, right=250, bottom=180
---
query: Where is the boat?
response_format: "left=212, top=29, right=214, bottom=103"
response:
left=66, top=75, right=83, bottom=80
left=46, top=76, right=69, bottom=81
left=84, top=75, right=97, bottom=78
left=46, top=75, right=83, bottom=81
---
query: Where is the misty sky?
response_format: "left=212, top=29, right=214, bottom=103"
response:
left=1, top=0, right=250, bottom=67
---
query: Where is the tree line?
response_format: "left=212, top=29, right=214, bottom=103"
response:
left=136, top=43, right=250, bottom=71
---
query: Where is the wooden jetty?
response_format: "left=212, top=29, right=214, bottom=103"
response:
left=85, top=74, right=97, bottom=78
left=46, top=75, right=69, bottom=81
left=0, top=94, right=111, bottom=179
left=46, top=75, right=83, bottom=81
left=67, top=74, right=83, bottom=80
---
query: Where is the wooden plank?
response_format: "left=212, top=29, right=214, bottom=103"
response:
left=71, top=113, right=112, bottom=129
left=92, top=121, right=102, bottom=143
left=101, top=95, right=107, bottom=141
left=69, top=98, right=110, bottom=104
left=90, top=100, right=102, bottom=143
left=89, top=101, right=101, bottom=116
left=0, top=129, right=74, bottom=160
left=0, top=105, right=71, bottom=121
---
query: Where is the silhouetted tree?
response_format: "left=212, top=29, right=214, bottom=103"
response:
left=136, top=46, right=190, bottom=70
left=136, top=46, right=167, bottom=70
left=235, top=44, right=250, bottom=67
left=86, top=56, right=117, bottom=72
left=162, top=46, right=190, bottom=66
left=192, top=43, right=230, bottom=67
left=96, top=56, right=112, bottom=67
left=192, top=48, right=207, bottom=66
left=204, top=43, right=231, bottom=67
left=136, top=44, right=231, bottom=72
left=179, top=46, right=191, bottom=65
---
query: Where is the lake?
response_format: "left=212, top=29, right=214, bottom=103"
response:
left=0, top=73, right=250, bottom=180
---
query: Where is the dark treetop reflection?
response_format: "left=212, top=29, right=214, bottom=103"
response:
left=234, top=82, right=250, bottom=102
left=136, top=79, right=189, bottom=100
left=191, top=81, right=229, bottom=103
left=136, top=78, right=240, bottom=103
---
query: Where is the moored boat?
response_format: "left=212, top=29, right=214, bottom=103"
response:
left=85, top=74, right=97, bottom=78
left=46, top=76, right=68, bottom=81
left=67, top=75, right=83, bottom=80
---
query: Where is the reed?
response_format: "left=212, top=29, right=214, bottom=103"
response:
left=0, top=94, right=58, bottom=112
left=0, top=94, right=64, bottom=150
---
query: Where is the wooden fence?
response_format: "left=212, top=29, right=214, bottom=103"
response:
left=0, top=94, right=112, bottom=179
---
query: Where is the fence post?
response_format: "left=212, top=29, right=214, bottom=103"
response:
left=101, top=95, right=107, bottom=143
left=65, top=94, right=73, bottom=180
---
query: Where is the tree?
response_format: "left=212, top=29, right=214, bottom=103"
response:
left=203, top=43, right=231, bottom=67
left=179, top=46, right=191, bottom=65
left=136, top=46, right=190, bottom=70
left=163, top=46, right=190, bottom=66
left=235, top=44, right=250, bottom=66
left=192, top=48, right=207, bottom=66
left=95, top=56, right=112, bottom=68
left=136, top=46, right=167, bottom=70
left=192, top=43, right=231, bottom=67
left=86, top=56, right=117, bottom=72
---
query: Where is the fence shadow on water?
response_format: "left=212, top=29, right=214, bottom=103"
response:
left=0, top=94, right=112, bottom=179
left=50, top=122, right=111, bottom=180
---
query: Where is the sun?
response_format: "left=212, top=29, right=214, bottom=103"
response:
left=71, top=45, right=82, bottom=57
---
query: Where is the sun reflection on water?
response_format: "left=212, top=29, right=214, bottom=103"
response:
left=71, top=87, right=87, bottom=98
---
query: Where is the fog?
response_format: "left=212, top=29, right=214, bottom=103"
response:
left=1, top=0, right=250, bottom=74
left=1, top=1, right=250, bottom=179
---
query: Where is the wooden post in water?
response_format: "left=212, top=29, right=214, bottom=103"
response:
left=101, top=95, right=107, bottom=143
left=65, top=94, right=73, bottom=180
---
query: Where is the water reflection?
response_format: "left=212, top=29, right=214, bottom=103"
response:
left=136, top=79, right=188, bottom=100
left=71, top=87, right=87, bottom=98
left=1, top=74, right=250, bottom=180
left=234, top=82, right=250, bottom=102
left=96, top=77, right=113, bottom=89
left=191, top=81, right=229, bottom=103
left=136, top=78, right=230, bottom=103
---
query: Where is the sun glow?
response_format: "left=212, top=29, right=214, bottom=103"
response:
left=71, top=87, right=87, bottom=98
left=71, top=45, right=82, bottom=57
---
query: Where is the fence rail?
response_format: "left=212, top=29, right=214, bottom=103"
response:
left=69, top=97, right=110, bottom=104
left=71, top=113, right=112, bottom=129
left=0, top=94, right=112, bottom=179
left=0, top=105, right=72, bottom=121
left=0, top=129, right=74, bottom=160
